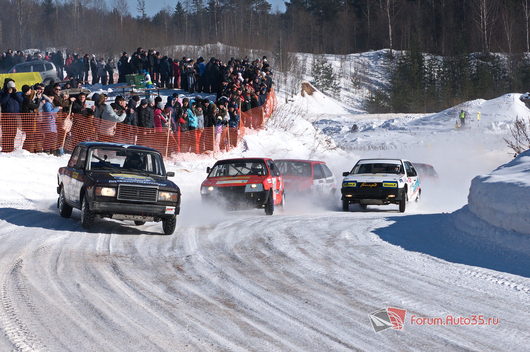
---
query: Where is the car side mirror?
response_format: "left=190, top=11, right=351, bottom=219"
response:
left=342, top=172, right=349, bottom=177
left=166, top=171, right=175, bottom=177
left=206, top=166, right=211, bottom=173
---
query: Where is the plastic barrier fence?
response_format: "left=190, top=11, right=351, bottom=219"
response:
left=0, top=90, right=277, bottom=157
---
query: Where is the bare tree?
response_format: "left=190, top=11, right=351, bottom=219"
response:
left=504, top=116, right=530, bottom=155
left=501, top=3, right=514, bottom=53
left=522, top=0, right=530, bottom=52
left=113, top=0, right=129, bottom=28
left=474, top=0, right=498, bottom=53
left=137, top=0, right=146, bottom=19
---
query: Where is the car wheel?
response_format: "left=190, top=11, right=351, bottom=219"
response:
left=58, top=187, right=73, bottom=218
left=399, top=192, right=407, bottom=213
left=134, top=221, right=146, bottom=226
left=342, top=200, right=349, bottom=211
left=359, top=203, right=368, bottom=210
left=81, top=195, right=95, bottom=229
left=162, top=216, right=177, bottom=235
left=265, top=192, right=274, bottom=215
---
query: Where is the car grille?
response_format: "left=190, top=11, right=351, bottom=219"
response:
left=117, top=185, right=158, bottom=203
left=216, top=186, right=246, bottom=195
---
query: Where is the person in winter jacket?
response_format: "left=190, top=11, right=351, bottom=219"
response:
left=106, top=59, right=115, bottom=85
left=97, top=59, right=107, bottom=85
left=136, top=99, right=154, bottom=128
left=20, top=85, right=40, bottom=152
left=71, top=92, right=89, bottom=115
left=117, top=52, right=130, bottom=83
left=124, top=95, right=140, bottom=126
left=90, top=55, right=98, bottom=84
left=82, top=54, right=90, bottom=83
left=0, top=79, right=23, bottom=152
left=154, top=102, right=168, bottom=132
left=41, top=98, right=61, bottom=153
left=93, top=93, right=126, bottom=138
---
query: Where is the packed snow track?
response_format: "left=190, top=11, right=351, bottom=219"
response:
left=0, top=205, right=528, bottom=351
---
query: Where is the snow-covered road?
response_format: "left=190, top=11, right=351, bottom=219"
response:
left=1, top=202, right=528, bottom=351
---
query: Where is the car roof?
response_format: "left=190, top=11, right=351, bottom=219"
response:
left=356, top=159, right=405, bottom=165
left=275, top=159, right=325, bottom=164
left=78, top=141, right=160, bottom=153
left=214, top=157, right=271, bottom=163
left=15, top=60, right=52, bottom=66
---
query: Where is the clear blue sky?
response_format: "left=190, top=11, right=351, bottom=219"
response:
left=108, top=0, right=286, bottom=17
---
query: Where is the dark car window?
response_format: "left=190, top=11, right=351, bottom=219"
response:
left=352, top=163, right=403, bottom=174
left=88, top=147, right=164, bottom=175
left=32, top=63, right=45, bottom=72
left=209, top=161, right=267, bottom=177
left=75, top=147, right=87, bottom=169
left=322, top=164, right=333, bottom=178
left=267, top=160, right=280, bottom=177
left=405, top=162, right=417, bottom=177
left=313, top=164, right=325, bottom=179
left=14, top=64, right=32, bottom=73
left=275, top=161, right=311, bottom=177
left=45, top=63, right=53, bottom=71
left=68, top=147, right=81, bottom=168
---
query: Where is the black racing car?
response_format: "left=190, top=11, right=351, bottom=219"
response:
left=57, top=142, right=180, bottom=235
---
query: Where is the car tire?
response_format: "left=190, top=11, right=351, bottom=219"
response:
left=265, top=192, right=274, bottom=215
left=359, top=203, right=368, bottom=210
left=134, top=221, right=146, bottom=226
left=81, top=195, right=95, bottom=229
left=162, top=216, right=177, bottom=235
left=342, top=200, right=349, bottom=211
left=399, top=192, right=407, bottom=213
left=58, top=187, right=73, bottom=218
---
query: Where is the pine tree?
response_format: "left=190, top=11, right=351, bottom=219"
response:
left=311, top=57, right=340, bottom=96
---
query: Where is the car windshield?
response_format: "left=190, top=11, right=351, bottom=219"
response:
left=351, top=163, right=403, bottom=174
left=209, top=161, right=267, bottom=177
left=88, top=147, right=164, bottom=176
left=276, top=161, right=312, bottom=177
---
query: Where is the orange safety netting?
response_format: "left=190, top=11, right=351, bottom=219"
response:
left=0, top=90, right=277, bottom=157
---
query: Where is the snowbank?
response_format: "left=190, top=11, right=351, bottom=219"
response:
left=468, top=150, right=530, bottom=235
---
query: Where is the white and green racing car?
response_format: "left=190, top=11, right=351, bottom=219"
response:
left=341, top=159, right=421, bottom=212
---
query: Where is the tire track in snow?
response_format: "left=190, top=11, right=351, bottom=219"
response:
left=0, top=259, right=48, bottom=352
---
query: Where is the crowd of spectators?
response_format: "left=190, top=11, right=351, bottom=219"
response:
left=1, top=48, right=274, bottom=154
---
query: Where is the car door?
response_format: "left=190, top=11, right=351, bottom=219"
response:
left=71, top=147, right=88, bottom=206
left=320, top=163, right=336, bottom=194
left=63, top=147, right=81, bottom=202
left=267, top=160, right=283, bottom=203
left=312, top=163, right=326, bottom=194
left=404, top=161, right=419, bottom=200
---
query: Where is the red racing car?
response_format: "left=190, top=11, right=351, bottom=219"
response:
left=201, top=158, right=285, bottom=215
left=275, top=159, right=337, bottom=198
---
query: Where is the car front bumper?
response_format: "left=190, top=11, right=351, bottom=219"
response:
left=90, top=200, right=180, bottom=218
left=202, top=186, right=269, bottom=208
left=341, top=187, right=405, bottom=204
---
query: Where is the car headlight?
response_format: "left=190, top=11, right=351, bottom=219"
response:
left=201, top=186, right=215, bottom=195
left=342, top=181, right=357, bottom=188
left=95, top=186, right=116, bottom=197
left=382, top=182, right=398, bottom=188
left=245, top=183, right=264, bottom=192
left=158, top=191, right=179, bottom=202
